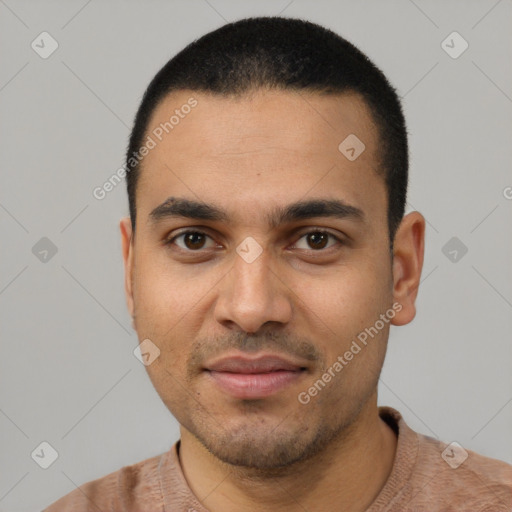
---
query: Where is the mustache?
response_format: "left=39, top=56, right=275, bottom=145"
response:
left=187, top=331, right=323, bottom=374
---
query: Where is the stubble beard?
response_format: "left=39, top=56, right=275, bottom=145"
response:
left=181, top=386, right=375, bottom=476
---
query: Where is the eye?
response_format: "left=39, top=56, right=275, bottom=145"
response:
left=167, top=230, right=217, bottom=251
left=293, top=230, right=341, bottom=251
left=166, top=229, right=342, bottom=253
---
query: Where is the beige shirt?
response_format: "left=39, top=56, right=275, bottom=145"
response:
left=43, top=407, right=512, bottom=511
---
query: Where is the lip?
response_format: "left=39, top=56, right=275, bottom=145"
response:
left=204, top=354, right=307, bottom=399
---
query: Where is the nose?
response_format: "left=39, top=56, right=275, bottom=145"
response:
left=214, top=248, right=293, bottom=334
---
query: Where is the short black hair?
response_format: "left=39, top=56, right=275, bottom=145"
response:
left=125, top=16, right=408, bottom=240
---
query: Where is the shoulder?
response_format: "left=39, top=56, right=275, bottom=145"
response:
left=417, top=432, right=512, bottom=509
left=377, top=407, right=512, bottom=511
left=42, top=452, right=165, bottom=512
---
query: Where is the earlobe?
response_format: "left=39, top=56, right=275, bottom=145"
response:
left=120, top=217, right=135, bottom=319
left=391, top=211, right=425, bottom=326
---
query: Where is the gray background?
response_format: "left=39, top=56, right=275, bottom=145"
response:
left=1, top=0, right=511, bottom=510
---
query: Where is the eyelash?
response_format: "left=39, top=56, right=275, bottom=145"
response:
left=165, top=229, right=343, bottom=253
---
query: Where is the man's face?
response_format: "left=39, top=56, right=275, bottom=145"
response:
left=121, top=89, right=406, bottom=468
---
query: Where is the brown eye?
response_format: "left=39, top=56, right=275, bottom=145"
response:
left=169, top=231, right=216, bottom=251
left=307, top=232, right=329, bottom=249
left=183, top=232, right=206, bottom=250
left=294, top=230, right=340, bottom=251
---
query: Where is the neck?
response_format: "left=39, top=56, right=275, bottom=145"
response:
left=178, top=394, right=397, bottom=512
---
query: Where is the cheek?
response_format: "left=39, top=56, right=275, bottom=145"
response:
left=291, top=259, right=392, bottom=384
left=131, top=256, right=224, bottom=374
left=296, top=262, right=390, bottom=329
left=132, top=253, right=214, bottom=330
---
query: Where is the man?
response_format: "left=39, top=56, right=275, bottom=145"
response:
left=45, top=16, right=512, bottom=512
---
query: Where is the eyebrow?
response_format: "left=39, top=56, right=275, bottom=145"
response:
left=148, top=196, right=364, bottom=228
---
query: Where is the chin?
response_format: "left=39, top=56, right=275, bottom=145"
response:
left=190, top=417, right=340, bottom=470
left=207, top=436, right=310, bottom=469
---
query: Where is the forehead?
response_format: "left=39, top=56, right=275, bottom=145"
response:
left=144, top=88, right=379, bottom=156
left=136, top=89, right=385, bottom=227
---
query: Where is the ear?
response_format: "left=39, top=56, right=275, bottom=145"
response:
left=390, top=211, right=425, bottom=326
left=120, top=217, right=135, bottom=324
